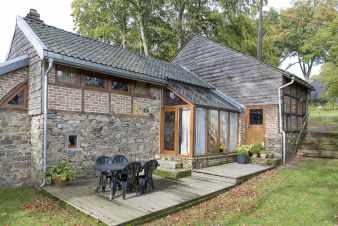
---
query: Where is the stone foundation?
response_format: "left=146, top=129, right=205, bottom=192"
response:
left=0, top=111, right=32, bottom=187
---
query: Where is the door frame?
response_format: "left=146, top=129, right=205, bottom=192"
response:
left=160, top=105, right=194, bottom=157
left=245, top=105, right=266, bottom=144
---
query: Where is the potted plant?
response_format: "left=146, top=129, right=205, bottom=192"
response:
left=46, top=161, right=76, bottom=186
left=235, top=145, right=250, bottom=164
left=250, top=143, right=265, bottom=158
left=219, top=143, right=227, bottom=153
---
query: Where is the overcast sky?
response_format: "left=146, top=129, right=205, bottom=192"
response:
left=0, top=0, right=320, bottom=78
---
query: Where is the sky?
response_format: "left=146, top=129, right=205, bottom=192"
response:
left=0, top=0, right=320, bottom=78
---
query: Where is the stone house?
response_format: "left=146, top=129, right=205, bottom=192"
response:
left=0, top=10, right=311, bottom=187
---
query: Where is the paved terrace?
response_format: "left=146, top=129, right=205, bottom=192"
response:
left=44, top=163, right=274, bottom=226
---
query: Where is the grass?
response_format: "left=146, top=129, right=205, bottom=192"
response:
left=0, top=187, right=101, bottom=226
left=309, top=105, right=338, bottom=132
left=146, top=158, right=338, bottom=226
left=1, top=158, right=337, bottom=226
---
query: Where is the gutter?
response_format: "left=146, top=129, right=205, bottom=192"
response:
left=278, top=78, right=295, bottom=165
left=40, top=58, right=54, bottom=187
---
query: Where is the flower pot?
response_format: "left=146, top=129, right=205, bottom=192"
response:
left=237, top=154, right=249, bottom=164
left=52, top=176, right=69, bottom=187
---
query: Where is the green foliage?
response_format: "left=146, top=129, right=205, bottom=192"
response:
left=235, top=145, right=251, bottom=156
left=71, top=0, right=280, bottom=62
left=319, top=63, right=338, bottom=100
left=250, top=143, right=265, bottom=155
left=45, top=161, right=76, bottom=184
left=269, top=0, right=338, bottom=80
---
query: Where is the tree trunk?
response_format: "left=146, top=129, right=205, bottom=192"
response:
left=120, top=32, right=127, bottom=48
left=177, top=1, right=186, bottom=50
left=137, top=14, right=149, bottom=56
left=257, top=0, right=264, bottom=60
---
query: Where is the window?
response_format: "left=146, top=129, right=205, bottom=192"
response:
left=56, top=69, right=80, bottom=85
left=66, top=135, right=79, bottom=149
left=134, top=82, right=150, bottom=97
left=112, top=80, right=129, bottom=93
left=179, top=108, right=191, bottom=155
left=0, top=83, right=28, bottom=109
left=229, top=112, right=238, bottom=152
left=219, top=111, right=229, bottom=152
left=208, top=110, right=219, bottom=153
left=85, top=76, right=106, bottom=89
left=195, top=108, right=206, bottom=155
left=249, top=109, right=263, bottom=125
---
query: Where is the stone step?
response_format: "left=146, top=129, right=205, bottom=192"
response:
left=299, top=149, right=338, bottom=159
left=154, top=167, right=192, bottom=179
left=157, top=159, right=183, bottom=169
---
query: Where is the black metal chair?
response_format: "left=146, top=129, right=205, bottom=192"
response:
left=111, top=154, right=128, bottom=165
left=138, top=159, right=159, bottom=195
left=95, top=156, right=112, bottom=192
left=111, top=161, right=142, bottom=199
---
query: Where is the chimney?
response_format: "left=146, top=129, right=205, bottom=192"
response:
left=25, top=9, right=43, bottom=22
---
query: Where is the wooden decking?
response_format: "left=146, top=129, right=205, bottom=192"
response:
left=43, top=163, right=274, bottom=226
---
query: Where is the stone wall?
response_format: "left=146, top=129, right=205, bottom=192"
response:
left=264, top=105, right=282, bottom=155
left=46, top=98, right=161, bottom=177
left=0, top=111, right=32, bottom=187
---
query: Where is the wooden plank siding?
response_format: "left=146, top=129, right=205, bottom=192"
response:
left=8, top=26, right=43, bottom=115
left=173, top=36, right=284, bottom=106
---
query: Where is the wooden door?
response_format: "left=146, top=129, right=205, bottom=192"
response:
left=246, top=108, right=265, bottom=144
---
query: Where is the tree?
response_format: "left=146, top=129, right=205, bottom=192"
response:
left=271, top=0, right=337, bottom=80
left=72, top=0, right=131, bottom=48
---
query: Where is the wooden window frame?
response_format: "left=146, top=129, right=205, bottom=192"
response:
left=133, top=81, right=153, bottom=99
left=55, top=65, right=81, bottom=88
left=83, top=74, right=109, bottom=91
left=0, top=82, right=28, bottom=110
left=65, top=134, right=80, bottom=150
left=111, top=77, right=132, bottom=95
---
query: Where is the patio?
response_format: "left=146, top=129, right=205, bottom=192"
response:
left=43, top=163, right=274, bottom=226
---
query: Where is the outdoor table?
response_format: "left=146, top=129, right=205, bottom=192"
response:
left=96, top=160, right=147, bottom=194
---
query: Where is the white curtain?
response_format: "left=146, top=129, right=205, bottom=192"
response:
left=220, top=111, right=229, bottom=151
left=180, top=109, right=191, bottom=155
left=195, top=108, right=206, bottom=155
left=229, top=112, right=238, bottom=152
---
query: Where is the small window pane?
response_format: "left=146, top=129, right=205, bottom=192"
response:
left=208, top=110, right=219, bottom=153
left=85, top=76, right=105, bottom=88
left=219, top=111, right=229, bottom=152
left=164, top=111, right=176, bottom=151
left=179, top=108, right=191, bottom=155
left=134, top=82, right=149, bottom=96
left=229, top=112, right=238, bottom=152
left=68, top=135, right=78, bottom=149
left=195, top=108, right=206, bottom=155
left=112, top=80, right=129, bottom=92
left=8, top=92, right=24, bottom=105
left=249, top=109, right=263, bottom=125
left=57, top=70, right=79, bottom=84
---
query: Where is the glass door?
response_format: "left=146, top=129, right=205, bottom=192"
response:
left=162, top=108, right=177, bottom=154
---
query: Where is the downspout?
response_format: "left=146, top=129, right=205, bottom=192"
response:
left=40, top=58, right=54, bottom=187
left=278, top=78, right=295, bottom=165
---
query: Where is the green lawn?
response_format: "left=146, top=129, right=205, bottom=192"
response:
left=147, top=158, right=338, bottom=226
left=309, top=105, right=338, bottom=132
left=1, top=159, right=338, bottom=226
left=0, top=187, right=101, bottom=226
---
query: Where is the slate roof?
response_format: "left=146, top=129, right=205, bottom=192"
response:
left=168, top=81, right=241, bottom=112
left=24, top=17, right=210, bottom=88
left=0, top=55, right=29, bottom=76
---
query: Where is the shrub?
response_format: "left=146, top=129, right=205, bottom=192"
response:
left=235, top=145, right=251, bottom=156
left=46, top=161, right=76, bottom=185
left=250, top=143, right=265, bottom=155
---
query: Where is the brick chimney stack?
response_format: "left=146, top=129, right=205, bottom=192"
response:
left=25, top=9, right=43, bottom=22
